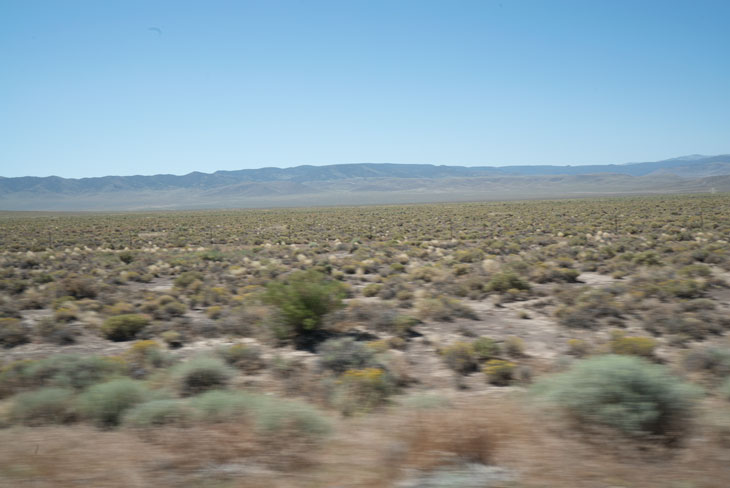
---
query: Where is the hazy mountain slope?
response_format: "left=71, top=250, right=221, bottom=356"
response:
left=650, top=162, right=730, bottom=178
left=2, top=172, right=728, bottom=211
left=2, top=155, right=729, bottom=198
left=2, top=155, right=729, bottom=210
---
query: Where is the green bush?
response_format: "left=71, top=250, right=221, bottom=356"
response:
left=264, top=270, right=345, bottom=346
left=362, top=283, right=383, bottom=297
left=10, top=387, right=76, bottom=426
left=471, top=337, right=500, bottom=361
left=118, top=251, right=135, bottom=264
left=101, top=314, right=150, bottom=341
left=454, top=248, right=485, bottom=263
left=172, top=356, right=235, bottom=396
left=317, top=337, right=377, bottom=374
left=122, top=399, right=192, bottom=427
left=174, top=271, right=203, bottom=289
left=484, top=272, right=530, bottom=293
left=77, top=379, right=149, bottom=427
left=532, top=355, right=702, bottom=440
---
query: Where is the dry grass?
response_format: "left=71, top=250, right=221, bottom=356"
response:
left=395, top=403, right=503, bottom=469
left=1, top=396, right=729, bottom=488
left=0, top=421, right=322, bottom=488
left=0, top=426, right=169, bottom=488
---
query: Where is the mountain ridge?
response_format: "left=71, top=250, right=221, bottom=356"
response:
left=1, top=155, right=728, bottom=211
left=3, top=155, right=729, bottom=192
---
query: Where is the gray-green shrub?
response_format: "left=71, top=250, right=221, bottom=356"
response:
left=122, top=399, right=192, bottom=427
left=191, top=390, right=331, bottom=436
left=190, top=390, right=256, bottom=422
left=0, top=355, right=123, bottom=398
left=172, top=356, right=235, bottom=396
left=77, top=379, right=149, bottom=427
left=10, top=387, right=76, bottom=425
left=532, top=355, right=702, bottom=440
left=253, top=397, right=331, bottom=436
left=317, top=337, right=377, bottom=374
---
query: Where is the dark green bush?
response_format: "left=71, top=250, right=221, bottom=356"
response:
left=484, top=272, right=530, bottom=293
left=101, top=314, right=150, bottom=341
left=472, top=337, right=500, bottom=360
left=118, top=251, right=135, bottom=264
left=264, top=270, right=345, bottom=347
left=532, top=355, right=702, bottom=440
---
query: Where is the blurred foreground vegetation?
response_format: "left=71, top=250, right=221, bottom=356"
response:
left=1, top=194, right=729, bottom=487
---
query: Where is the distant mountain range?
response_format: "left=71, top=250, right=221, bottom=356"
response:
left=1, top=154, right=728, bottom=211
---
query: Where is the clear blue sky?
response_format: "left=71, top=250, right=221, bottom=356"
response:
left=1, top=0, right=728, bottom=178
